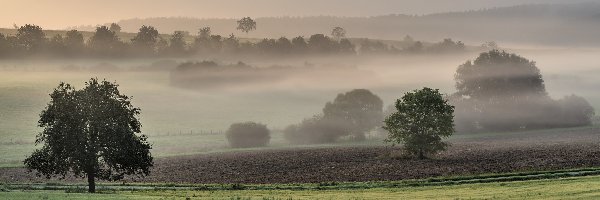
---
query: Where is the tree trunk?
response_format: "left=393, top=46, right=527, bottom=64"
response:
left=87, top=172, right=96, bottom=193
left=418, top=149, right=425, bottom=160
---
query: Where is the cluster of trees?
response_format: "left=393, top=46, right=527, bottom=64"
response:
left=0, top=23, right=473, bottom=58
left=356, top=37, right=468, bottom=55
left=280, top=87, right=455, bottom=159
left=284, top=89, right=384, bottom=144
left=451, top=50, right=595, bottom=133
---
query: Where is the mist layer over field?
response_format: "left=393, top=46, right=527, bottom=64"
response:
left=1, top=47, right=599, bottom=142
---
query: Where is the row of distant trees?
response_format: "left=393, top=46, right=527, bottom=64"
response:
left=0, top=24, right=470, bottom=58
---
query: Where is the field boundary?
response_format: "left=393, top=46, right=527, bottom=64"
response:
left=3, top=167, right=600, bottom=192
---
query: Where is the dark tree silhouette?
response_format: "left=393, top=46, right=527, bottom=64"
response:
left=291, top=36, right=308, bottom=53
left=331, top=27, right=347, bottom=40
left=64, top=30, right=85, bottom=55
left=0, top=33, right=9, bottom=57
left=16, top=24, right=46, bottom=53
left=88, top=26, right=123, bottom=56
left=308, top=34, right=335, bottom=53
left=222, top=34, right=240, bottom=53
left=24, top=78, right=153, bottom=193
left=256, top=38, right=277, bottom=54
left=109, top=23, right=122, bottom=33
left=322, top=89, right=383, bottom=141
left=275, top=37, right=293, bottom=54
left=168, top=31, right=187, bottom=55
left=384, top=87, right=455, bottom=159
left=131, top=25, right=159, bottom=55
left=47, top=34, right=66, bottom=55
left=198, top=27, right=211, bottom=39
left=339, top=39, right=355, bottom=54
left=237, top=17, right=257, bottom=34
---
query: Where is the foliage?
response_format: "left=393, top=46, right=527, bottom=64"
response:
left=198, top=27, right=211, bottom=39
left=225, top=122, right=270, bottom=148
left=237, top=17, right=257, bottom=34
left=384, top=87, right=455, bottom=159
left=131, top=25, right=159, bottom=55
left=323, top=89, right=383, bottom=141
left=285, top=89, right=383, bottom=144
left=64, top=30, right=85, bottom=55
left=452, top=50, right=594, bottom=132
left=16, top=24, right=46, bottom=53
left=283, top=116, right=348, bottom=144
left=456, top=50, right=546, bottom=100
left=556, top=95, right=595, bottom=127
left=88, top=26, right=124, bottom=57
left=359, top=39, right=390, bottom=54
left=109, top=23, right=122, bottom=33
left=426, top=38, right=465, bottom=53
left=24, top=78, right=153, bottom=193
left=331, top=27, right=346, bottom=40
left=166, top=31, right=187, bottom=55
left=0, top=24, right=475, bottom=58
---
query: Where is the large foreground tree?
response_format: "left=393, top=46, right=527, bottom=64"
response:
left=384, top=88, right=455, bottom=159
left=24, top=78, right=153, bottom=193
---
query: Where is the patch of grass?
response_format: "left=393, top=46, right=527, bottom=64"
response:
left=3, top=174, right=600, bottom=199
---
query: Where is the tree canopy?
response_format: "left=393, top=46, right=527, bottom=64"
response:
left=331, top=27, right=347, bottom=40
left=237, top=17, right=257, bottom=34
left=88, top=26, right=123, bottom=56
left=322, top=89, right=384, bottom=141
left=109, top=23, right=122, bottom=33
left=131, top=25, right=159, bottom=55
left=16, top=24, right=46, bottom=53
left=384, top=88, right=455, bottom=159
left=455, top=50, right=546, bottom=101
left=451, top=50, right=595, bottom=132
left=24, top=78, right=153, bottom=193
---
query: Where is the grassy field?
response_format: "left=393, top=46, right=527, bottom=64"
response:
left=2, top=174, right=600, bottom=199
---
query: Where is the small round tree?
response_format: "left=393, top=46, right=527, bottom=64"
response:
left=226, top=122, right=270, bottom=148
left=331, top=27, right=347, bottom=40
left=236, top=17, right=257, bottom=34
left=384, top=87, right=455, bottom=159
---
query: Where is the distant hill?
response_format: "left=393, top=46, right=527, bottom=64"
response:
left=74, top=3, right=600, bottom=46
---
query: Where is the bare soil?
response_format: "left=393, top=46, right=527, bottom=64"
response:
left=1, top=127, right=599, bottom=184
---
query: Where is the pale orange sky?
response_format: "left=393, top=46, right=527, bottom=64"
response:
left=0, top=0, right=590, bottom=29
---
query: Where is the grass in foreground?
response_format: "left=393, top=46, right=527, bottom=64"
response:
left=2, top=175, right=600, bottom=199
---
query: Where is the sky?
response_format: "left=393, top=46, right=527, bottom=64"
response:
left=0, top=0, right=593, bottom=29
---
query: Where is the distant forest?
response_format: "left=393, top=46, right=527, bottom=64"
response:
left=0, top=24, right=474, bottom=58
left=72, top=3, right=600, bottom=46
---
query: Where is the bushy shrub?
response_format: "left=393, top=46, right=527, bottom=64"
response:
left=283, top=116, right=347, bottom=144
left=556, top=95, right=595, bottom=127
left=226, top=122, right=270, bottom=148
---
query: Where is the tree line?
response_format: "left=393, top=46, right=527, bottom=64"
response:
left=0, top=24, right=470, bottom=58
